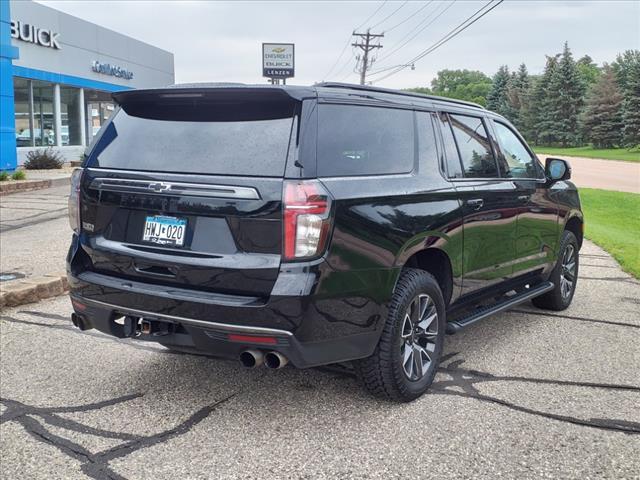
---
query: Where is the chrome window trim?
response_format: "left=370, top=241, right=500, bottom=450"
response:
left=87, top=176, right=260, bottom=200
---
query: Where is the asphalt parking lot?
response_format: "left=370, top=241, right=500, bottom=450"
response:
left=1, top=239, right=639, bottom=479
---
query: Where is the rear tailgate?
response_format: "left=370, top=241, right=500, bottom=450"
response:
left=77, top=87, right=305, bottom=298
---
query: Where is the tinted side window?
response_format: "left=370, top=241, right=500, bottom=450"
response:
left=317, top=104, right=414, bottom=177
left=449, top=114, right=498, bottom=178
left=493, top=121, right=539, bottom=178
left=436, top=113, right=463, bottom=179
left=416, top=112, right=440, bottom=174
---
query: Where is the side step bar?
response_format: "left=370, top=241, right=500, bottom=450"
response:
left=446, top=281, right=554, bottom=334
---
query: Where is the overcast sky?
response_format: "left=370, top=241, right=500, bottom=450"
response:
left=40, top=0, right=639, bottom=88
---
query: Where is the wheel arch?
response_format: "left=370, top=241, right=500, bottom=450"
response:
left=401, top=248, right=455, bottom=306
left=564, top=214, right=584, bottom=249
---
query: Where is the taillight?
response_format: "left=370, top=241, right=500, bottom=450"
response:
left=68, top=168, right=83, bottom=233
left=283, top=180, right=333, bottom=261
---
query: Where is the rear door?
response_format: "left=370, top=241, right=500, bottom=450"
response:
left=437, top=111, right=521, bottom=296
left=78, top=88, right=308, bottom=298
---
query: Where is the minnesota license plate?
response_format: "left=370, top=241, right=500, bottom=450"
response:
left=142, top=215, right=186, bottom=246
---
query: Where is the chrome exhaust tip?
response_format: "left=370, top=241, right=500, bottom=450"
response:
left=264, top=351, right=288, bottom=369
left=239, top=349, right=264, bottom=368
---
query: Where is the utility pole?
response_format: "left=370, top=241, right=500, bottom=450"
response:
left=352, top=29, right=383, bottom=85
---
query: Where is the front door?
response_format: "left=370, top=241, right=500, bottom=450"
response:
left=489, top=120, right=559, bottom=276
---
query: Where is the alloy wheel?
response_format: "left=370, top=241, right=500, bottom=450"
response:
left=400, top=294, right=439, bottom=381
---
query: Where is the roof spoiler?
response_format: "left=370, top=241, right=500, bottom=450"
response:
left=111, top=86, right=313, bottom=121
left=112, top=85, right=314, bottom=106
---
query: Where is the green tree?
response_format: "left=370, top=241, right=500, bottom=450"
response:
left=581, top=66, right=624, bottom=148
left=612, top=50, right=640, bottom=147
left=407, top=69, right=492, bottom=106
left=546, top=42, right=586, bottom=147
left=576, top=55, right=601, bottom=89
left=486, top=65, right=515, bottom=118
left=529, top=55, right=559, bottom=145
left=505, top=63, right=530, bottom=131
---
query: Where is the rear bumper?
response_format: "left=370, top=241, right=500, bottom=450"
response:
left=67, top=241, right=399, bottom=368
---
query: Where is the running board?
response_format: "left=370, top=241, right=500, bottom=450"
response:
left=446, top=281, right=554, bottom=334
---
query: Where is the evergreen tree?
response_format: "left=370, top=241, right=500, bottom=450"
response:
left=487, top=65, right=516, bottom=119
left=612, top=50, right=640, bottom=147
left=622, top=60, right=640, bottom=147
left=581, top=66, right=624, bottom=148
left=530, top=55, right=560, bottom=145
left=506, top=63, right=530, bottom=132
left=546, top=42, right=586, bottom=147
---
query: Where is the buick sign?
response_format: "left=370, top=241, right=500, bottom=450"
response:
left=91, top=61, right=134, bottom=80
left=11, top=20, right=61, bottom=49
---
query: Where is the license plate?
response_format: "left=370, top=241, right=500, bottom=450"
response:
left=142, top=215, right=186, bottom=246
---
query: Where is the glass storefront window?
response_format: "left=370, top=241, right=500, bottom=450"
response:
left=32, top=80, right=56, bottom=146
left=60, top=86, right=82, bottom=146
left=14, top=78, right=33, bottom=147
left=85, top=89, right=116, bottom=144
left=13, top=77, right=116, bottom=149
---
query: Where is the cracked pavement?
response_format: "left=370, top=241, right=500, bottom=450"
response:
left=1, top=240, right=639, bottom=479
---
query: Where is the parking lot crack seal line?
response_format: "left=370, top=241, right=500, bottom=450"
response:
left=0, top=212, right=69, bottom=233
left=434, top=355, right=640, bottom=435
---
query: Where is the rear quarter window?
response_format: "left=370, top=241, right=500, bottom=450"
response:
left=317, top=104, right=415, bottom=177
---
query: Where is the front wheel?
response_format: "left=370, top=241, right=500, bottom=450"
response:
left=354, top=269, right=446, bottom=402
left=532, top=230, right=579, bottom=311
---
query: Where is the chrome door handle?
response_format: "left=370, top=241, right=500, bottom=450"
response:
left=466, top=198, right=484, bottom=210
left=518, top=195, right=531, bottom=202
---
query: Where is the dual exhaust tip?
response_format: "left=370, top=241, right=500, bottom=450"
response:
left=240, top=349, right=288, bottom=369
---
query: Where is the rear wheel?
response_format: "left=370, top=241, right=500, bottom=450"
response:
left=355, top=269, right=446, bottom=402
left=532, top=230, right=579, bottom=311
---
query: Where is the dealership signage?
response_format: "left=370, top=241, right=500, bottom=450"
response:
left=262, top=43, right=294, bottom=79
left=91, top=60, right=134, bottom=80
left=11, top=20, right=61, bottom=49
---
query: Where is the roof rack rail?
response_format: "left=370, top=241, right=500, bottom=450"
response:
left=315, top=82, right=485, bottom=109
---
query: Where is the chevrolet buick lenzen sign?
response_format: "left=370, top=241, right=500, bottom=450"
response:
left=262, top=43, right=294, bottom=78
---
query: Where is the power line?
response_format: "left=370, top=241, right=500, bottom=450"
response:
left=383, top=0, right=435, bottom=33
left=355, top=0, right=388, bottom=31
left=370, top=0, right=504, bottom=84
left=373, top=0, right=455, bottom=67
left=322, top=1, right=387, bottom=80
left=370, top=1, right=409, bottom=30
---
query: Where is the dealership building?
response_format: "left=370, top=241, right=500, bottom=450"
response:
left=0, top=0, right=175, bottom=171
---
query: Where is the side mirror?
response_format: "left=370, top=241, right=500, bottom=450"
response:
left=545, top=157, right=571, bottom=181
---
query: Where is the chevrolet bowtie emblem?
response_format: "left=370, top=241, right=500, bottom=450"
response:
left=148, top=182, right=170, bottom=192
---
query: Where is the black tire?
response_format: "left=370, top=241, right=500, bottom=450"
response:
left=532, top=230, right=579, bottom=311
left=354, top=268, right=446, bottom=402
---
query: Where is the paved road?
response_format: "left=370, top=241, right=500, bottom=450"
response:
left=1, top=240, right=639, bottom=479
left=536, top=154, right=640, bottom=193
left=0, top=185, right=70, bottom=280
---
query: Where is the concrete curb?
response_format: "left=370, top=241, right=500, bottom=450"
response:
left=0, top=274, right=69, bottom=309
left=0, top=176, right=70, bottom=196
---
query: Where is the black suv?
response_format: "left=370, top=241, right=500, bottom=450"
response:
left=67, top=83, right=583, bottom=401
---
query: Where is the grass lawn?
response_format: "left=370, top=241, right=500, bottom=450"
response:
left=580, top=188, right=640, bottom=278
left=533, top=146, right=640, bottom=163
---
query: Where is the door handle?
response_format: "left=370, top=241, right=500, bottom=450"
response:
left=466, top=198, right=484, bottom=210
left=518, top=195, right=531, bottom=202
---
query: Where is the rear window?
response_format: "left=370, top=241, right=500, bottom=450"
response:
left=317, top=104, right=415, bottom=177
left=86, top=107, right=295, bottom=176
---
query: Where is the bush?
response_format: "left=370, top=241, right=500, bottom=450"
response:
left=11, top=170, right=26, bottom=180
left=0, top=171, right=8, bottom=181
left=23, top=148, right=64, bottom=170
